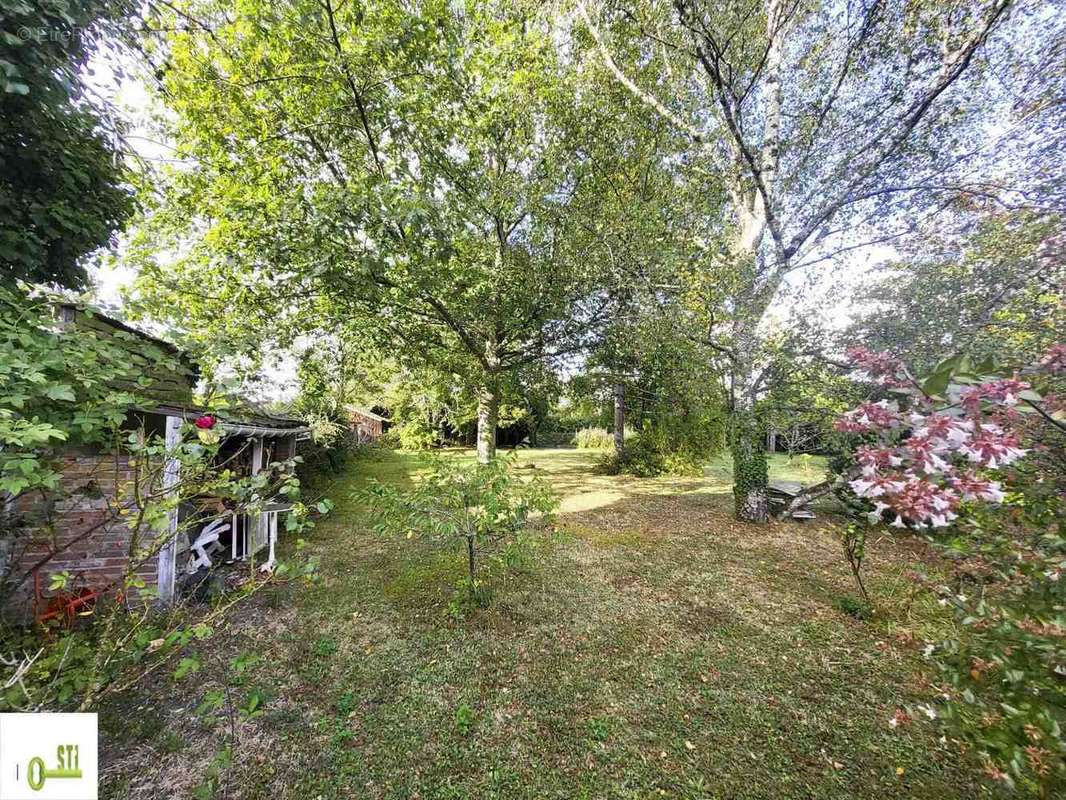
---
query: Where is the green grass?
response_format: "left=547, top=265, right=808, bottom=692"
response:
left=99, top=448, right=999, bottom=800
left=704, top=451, right=829, bottom=486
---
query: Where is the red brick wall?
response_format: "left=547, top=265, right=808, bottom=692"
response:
left=6, top=449, right=160, bottom=617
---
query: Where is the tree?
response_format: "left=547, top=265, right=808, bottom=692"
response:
left=578, top=0, right=1063, bottom=520
left=849, top=209, right=1065, bottom=373
left=0, top=0, right=137, bottom=289
left=359, top=456, right=557, bottom=603
left=131, top=0, right=620, bottom=463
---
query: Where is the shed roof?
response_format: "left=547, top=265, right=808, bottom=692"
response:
left=56, top=303, right=310, bottom=436
left=347, top=406, right=388, bottom=422
left=152, top=404, right=310, bottom=437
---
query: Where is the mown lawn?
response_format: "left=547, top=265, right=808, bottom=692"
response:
left=100, top=448, right=1002, bottom=799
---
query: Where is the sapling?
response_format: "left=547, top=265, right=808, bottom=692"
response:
left=358, top=456, right=557, bottom=602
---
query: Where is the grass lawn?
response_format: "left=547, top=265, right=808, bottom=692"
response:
left=100, top=448, right=1002, bottom=799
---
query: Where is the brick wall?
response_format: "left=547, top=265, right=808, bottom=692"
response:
left=5, top=448, right=161, bottom=618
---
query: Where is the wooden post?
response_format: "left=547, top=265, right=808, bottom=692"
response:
left=251, top=437, right=264, bottom=555
left=157, top=415, right=182, bottom=604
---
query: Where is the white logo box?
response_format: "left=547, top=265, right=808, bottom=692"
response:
left=0, top=714, right=98, bottom=800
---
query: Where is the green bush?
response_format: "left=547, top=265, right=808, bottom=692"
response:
left=295, top=427, right=369, bottom=486
left=924, top=453, right=1066, bottom=793
left=572, top=426, right=635, bottom=449
left=661, top=449, right=707, bottom=477
left=597, top=435, right=664, bottom=477
left=597, top=426, right=709, bottom=478
left=395, top=419, right=438, bottom=450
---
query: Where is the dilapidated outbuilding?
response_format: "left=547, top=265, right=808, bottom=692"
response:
left=347, top=406, right=389, bottom=443
left=3, top=305, right=309, bottom=620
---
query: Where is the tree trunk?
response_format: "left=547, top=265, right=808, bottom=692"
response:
left=613, top=382, right=625, bottom=456
left=476, top=382, right=498, bottom=464
left=731, top=320, right=769, bottom=523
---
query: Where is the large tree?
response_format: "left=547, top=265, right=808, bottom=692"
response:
left=579, top=0, right=1063, bottom=520
left=1, top=0, right=137, bottom=289
left=132, top=0, right=624, bottom=461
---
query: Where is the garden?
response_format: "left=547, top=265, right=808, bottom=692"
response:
left=1, top=0, right=1064, bottom=798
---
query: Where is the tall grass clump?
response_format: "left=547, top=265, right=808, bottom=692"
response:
left=572, top=426, right=636, bottom=449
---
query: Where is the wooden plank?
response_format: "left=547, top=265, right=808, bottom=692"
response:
left=156, top=415, right=182, bottom=604
left=768, top=480, right=804, bottom=496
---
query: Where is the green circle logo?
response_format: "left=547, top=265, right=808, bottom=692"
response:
left=27, top=756, right=46, bottom=791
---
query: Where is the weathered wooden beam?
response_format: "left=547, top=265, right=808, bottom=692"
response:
left=156, top=415, right=183, bottom=604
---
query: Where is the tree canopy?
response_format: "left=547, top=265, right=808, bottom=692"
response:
left=131, top=0, right=658, bottom=460
left=1, top=0, right=138, bottom=289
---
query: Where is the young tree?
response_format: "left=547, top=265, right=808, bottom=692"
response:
left=578, top=0, right=1063, bottom=520
left=359, top=457, right=557, bottom=602
left=131, top=0, right=620, bottom=462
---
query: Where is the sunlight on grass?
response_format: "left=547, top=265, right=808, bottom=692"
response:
left=99, top=446, right=992, bottom=800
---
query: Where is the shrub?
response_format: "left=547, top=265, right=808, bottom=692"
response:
left=661, top=449, right=707, bottom=477
left=573, top=426, right=611, bottom=449
left=395, top=419, right=438, bottom=451
left=597, top=427, right=708, bottom=478
left=295, top=425, right=369, bottom=486
left=573, top=426, right=635, bottom=449
left=597, top=435, right=663, bottom=477
left=833, top=345, right=1066, bottom=792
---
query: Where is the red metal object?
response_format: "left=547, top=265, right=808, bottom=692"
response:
left=33, top=570, right=111, bottom=627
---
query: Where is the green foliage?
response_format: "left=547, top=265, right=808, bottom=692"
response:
left=925, top=454, right=1066, bottom=793
left=0, top=287, right=181, bottom=498
left=454, top=703, right=476, bottom=736
left=0, top=293, right=324, bottom=709
left=0, top=1, right=137, bottom=289
left=852, top=212, right=1064, bottom=375
left=190, top=650, right=268, bottom=798
left=313, top=636, right=338, bottom=659
left=597, top=433, right=664, bottom=478
left=587, top=717, right=610, bottom=743
left=833, top=346, right=1066, bottom=791
left=396, top=419, right=439, bottom=452
left=834, top=595, right=873, bottom=621
left=572, top=426, right=632, bottom=450
left=358, top=456, right=557, bottom=597
left=132, top=0, right=624, bottom=456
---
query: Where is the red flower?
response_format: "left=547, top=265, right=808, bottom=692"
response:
left=194, top=414, right=216, bottom=430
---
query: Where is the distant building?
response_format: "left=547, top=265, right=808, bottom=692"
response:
left=347, top=407, right=389, bottom=443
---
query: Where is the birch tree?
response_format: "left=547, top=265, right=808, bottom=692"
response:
left=578, top=0, right=1062, bottom=520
